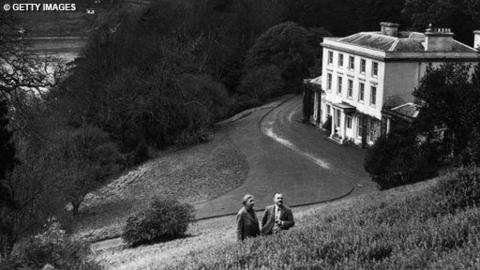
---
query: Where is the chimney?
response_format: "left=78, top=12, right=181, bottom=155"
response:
left=380, top=22, right=399, bottom=37
left=424, top=25, right=454, bottom=51
left=474, top=30, right=480, bottom=50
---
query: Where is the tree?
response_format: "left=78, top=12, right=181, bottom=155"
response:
left=245, top=22, right=315, bottom=93
left=238, top=65, right=284, bottom=101
left=56, top=125, right=124, bottom=216
left=0, top=100, right=17, bottom=208
left=413, top=63, right=480, bottom=158
left=402, top=0, right=478, bottom=44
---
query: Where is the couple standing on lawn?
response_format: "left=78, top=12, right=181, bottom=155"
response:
left=236, top=193, right=295, bottom=241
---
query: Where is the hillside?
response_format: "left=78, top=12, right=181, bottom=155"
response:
left=92, top=168, right=480, bottom=269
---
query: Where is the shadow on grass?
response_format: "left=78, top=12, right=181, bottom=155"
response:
left=125, top=233, right=195, bottom=249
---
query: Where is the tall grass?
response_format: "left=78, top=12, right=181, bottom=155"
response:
left=169, top=168, right=480, bottom=269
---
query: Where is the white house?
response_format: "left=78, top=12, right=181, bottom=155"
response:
left=312, top=22, right=480, bottom=147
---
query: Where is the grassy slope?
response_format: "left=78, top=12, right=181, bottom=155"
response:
left=165, top=169, right=480, bottom=269
left=91, top=179, right=431, bottom=269
left=75, top=127, right=248, bottom=242
left=93, top=169, right=480, bottom=270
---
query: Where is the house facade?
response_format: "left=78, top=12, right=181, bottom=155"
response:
left=312, top=22, right=480, bottom=147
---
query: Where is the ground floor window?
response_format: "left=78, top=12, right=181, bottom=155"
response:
left=346, top=115, right=352, bottom=129
left=335, top=109, right=341, bottom=128
left=357, top=117, right=363, bottom=138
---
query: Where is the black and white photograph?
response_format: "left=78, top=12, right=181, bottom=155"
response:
left=1, top=0, right=480, bottom=269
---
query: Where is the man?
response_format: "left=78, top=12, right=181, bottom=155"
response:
left=261, top=193, right=295, bottom=235
left=236, top=194, right=260, bottom=241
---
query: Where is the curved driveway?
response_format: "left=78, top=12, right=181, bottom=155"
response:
left=195, top=95, right=376, bottom=219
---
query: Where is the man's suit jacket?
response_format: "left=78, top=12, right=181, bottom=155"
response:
left=236, top=206, right=260, bottom=241
left=261, top=205, right=294, bottom=235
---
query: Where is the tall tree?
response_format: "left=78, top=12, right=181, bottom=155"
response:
left=402, top=0, right=478, bottom=44
left=245, top=22, right=315, bottom=93
left=413, top=63, right=480, bottom=159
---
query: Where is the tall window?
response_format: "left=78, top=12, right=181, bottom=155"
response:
left=337, top=76, right=343, bottom=95
left=358, top=82, right=365, bottom=102
left=347, top=79, right=353, bottom=98
left=328, top=51, right=333, bottom=64
left=370, top=86, right=377, bottom=105
left=338, top=53, right=344, bottom=67
left=346, top=116, right=352, bottom=129
left=335, top=109, right=341, bottom=127
left=326, top=104, right=331, bottom=117
left=348, top=56, right=355, bottom=70
left=360, top=59, right=366, bottom=73
left=372, top=62, right=378, bottom=76
left=327, top=73, right=332, bottom=90
left=357, top=117, right=363, bottom=138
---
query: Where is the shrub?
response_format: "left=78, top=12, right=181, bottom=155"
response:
left=122, top=197, right=194, bottom=246
left=6, top=217, right=101, bottom=270
left=364, top=128, right=440, bottom=189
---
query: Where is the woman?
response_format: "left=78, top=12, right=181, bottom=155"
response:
left=236, top=194, right=260, bottom=241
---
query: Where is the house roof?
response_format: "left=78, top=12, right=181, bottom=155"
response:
left=337, top=31, right=476, bottom=53
left=390, top=103, right=419, bottom=119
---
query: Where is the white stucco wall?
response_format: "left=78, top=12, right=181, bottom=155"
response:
left=322, top=47, right=384, bottom=120
left=384, top=61, right=479, bottom=105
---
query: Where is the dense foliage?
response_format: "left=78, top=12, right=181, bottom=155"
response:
left=364, top=127, right=441, bottom=189
left=365, top=63, right=480, bottom=189
left=0, top=218, right=101, bottom=270
left=413, top=64, right=480, bottom=163
left=122, top=198, right=194, bottom=247
left=169, top=168, right=480, bottom=269
left=244, top=22, right=314, bottom=93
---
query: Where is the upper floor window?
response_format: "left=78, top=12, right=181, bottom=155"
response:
left=370, top=85, right=377, bottom=105
left=360, top=59, right=366, bottom=73
left=347, top=79, right=353, bottom=98
left=338, top=53, right=344, bottom=67
left=372, top=62, right=378, bottom=77
left=327, top=73, right=332, bottom=90
left=348, top=56, right=355, bottom=70
left=337, top=76, right=343, bottom=95
left=328, top=51, right=333, bottom=65
left=358, top=82, right=365, bottom=102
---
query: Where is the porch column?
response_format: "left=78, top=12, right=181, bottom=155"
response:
left=330, top=108, right=336, bottom=137
left=340, top=111, right=346, bottom=141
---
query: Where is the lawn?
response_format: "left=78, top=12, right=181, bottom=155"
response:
left=93, top=167, right=480, bottom=269
left=165, top=168, right=480, bottom=269
left=75, top=127, right=248, bottom=242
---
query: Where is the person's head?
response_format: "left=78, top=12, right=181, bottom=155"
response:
left=242, top=194, right=255, bottom=210
left=274, top=193, right=284, bottom=207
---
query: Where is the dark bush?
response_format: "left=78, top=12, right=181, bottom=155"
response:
left=122, top=198, right=195, bottom=246
left=364, top=128, right=440, bottom=190
left=7, top=218, right=101, bottom=270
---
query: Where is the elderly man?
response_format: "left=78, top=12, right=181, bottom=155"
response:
left=236, top=194, right=260, bottom=241
left=261, top=193, right=295, bottom=235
